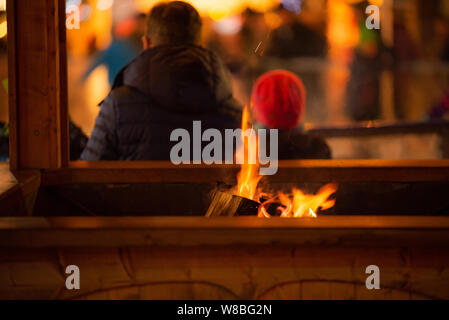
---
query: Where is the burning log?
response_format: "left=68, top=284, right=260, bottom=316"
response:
left=206, top=105, right=338, bottom=219
left=205, top=190, right=260, bottom=217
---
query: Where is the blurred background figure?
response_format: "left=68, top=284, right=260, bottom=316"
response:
left=82, top=12, right=146, bottom=86
left=266, top=3, right=327, bottom=58
left=264, top=1, right=328, bottom=123
left=427, top=13, right=449, bottom=121
left=251, top=70, right=331, bottom=159
left=345, top=1, right=385, bottom=122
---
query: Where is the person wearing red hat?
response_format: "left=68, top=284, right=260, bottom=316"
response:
left=251, top=70, right=331, bottom=159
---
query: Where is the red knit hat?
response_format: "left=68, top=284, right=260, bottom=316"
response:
left=251, top=70, right=306, bottom=130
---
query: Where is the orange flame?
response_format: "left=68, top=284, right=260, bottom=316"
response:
left=258, top=183, right=338, bottom=218
left=232, top=107, right=338, bottom=217
left=235, top=106, right=262, bottom=201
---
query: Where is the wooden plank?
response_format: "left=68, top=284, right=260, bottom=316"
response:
left=8, top=0, right=68, bottom=169
left=1, top=217, right=449, bottom=248
left=0, top=248, right=64, bottom=299
left=355, top=284, right=387, bottom=300
left=105, top=286, right=140, bottom=300
left=56, top=248, right=134, bottom=298
left=329, top=282, right=355, bottom=300
left=384, top=289, right=411, bottom=300
left=258, top=283, right=301, bottom=300
left=1, top=216, right=449, bottom=230
left=67, top=159, right=449, bottom=169
left=301, top=281, right=330, bottom=300
left=2, top=228, right=448, bottom=248
left=1, top=246, right=448, bottom=299
left=42, top=160, right=449, bottom=185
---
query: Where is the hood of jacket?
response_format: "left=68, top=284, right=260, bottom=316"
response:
left=112, top=44, right=237, bottom=115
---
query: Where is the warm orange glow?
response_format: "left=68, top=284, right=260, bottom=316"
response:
left=235, top=106, right=262, bottom=201
left=208, top=6, right=231, bottom=21
left=84, top=66, right=110, bottom=135
left=327, top=0, right=359, bottom=50
left=264, top=12, right=282, bottom=30
left=135, top=0, right=280, bottom=19
left=369, top=0, right=384, bottom=6
left=258, top=183, right=338, bottom=218
left=0, top=21, right=6, bottom=39
left=66, top=0, right=112, bottom=55
left=97, top=0, right=114, bottom=11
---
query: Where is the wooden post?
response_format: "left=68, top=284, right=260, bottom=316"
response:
left=7, top=0, right=68, bottom=170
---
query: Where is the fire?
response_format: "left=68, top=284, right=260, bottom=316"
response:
left=309, top=208, right=317, bottom=218
left=233, top=107, right=338, bottom=218
left=235, top=106, right=262, bottom=200
left=258, top=183, right=338, bottom=218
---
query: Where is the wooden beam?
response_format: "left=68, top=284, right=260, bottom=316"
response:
left=1, top=216, right=449, bottom=248
left=2, top=216, right=449, bottom=229
left=40, top=160, right=449, bottom=185
left=7, top=0, right=69, bottom=169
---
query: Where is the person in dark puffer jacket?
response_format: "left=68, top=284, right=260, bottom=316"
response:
left=81, top=1, right=242, bottom=161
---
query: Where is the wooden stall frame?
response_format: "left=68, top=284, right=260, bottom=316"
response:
left=3, top=1, right=449, bottom=302
left=5, top=0, right=449, bottom=187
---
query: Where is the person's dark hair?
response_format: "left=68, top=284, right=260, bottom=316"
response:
left=146, top=1, right=202, bottom=45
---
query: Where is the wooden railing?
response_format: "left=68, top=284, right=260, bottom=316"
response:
left=1, top=216, right=449, bottom=247
left=39, top=160, right=449, bottom=185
